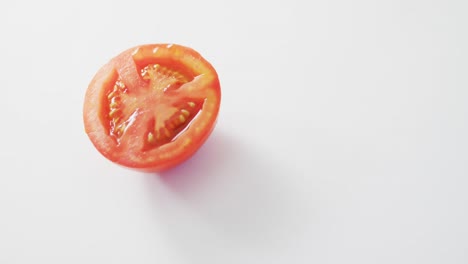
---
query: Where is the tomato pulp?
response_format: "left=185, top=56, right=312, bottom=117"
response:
left=83, top=44, right=221, bottom=171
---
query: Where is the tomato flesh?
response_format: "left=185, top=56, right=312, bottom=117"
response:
left=83, top=44, right=221, bottom=171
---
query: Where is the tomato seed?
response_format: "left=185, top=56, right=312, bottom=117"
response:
left=163, top=128, right=171, bottom=137
left=112, top=117, right=120, bottom=125
left=109, top=101, right=119, bottom=109
left=115, top=124, right=125, bottom=136
left=115, top=81, right=126, bottom=89
left=109, top=108, right=121, bottom=118
left=178, top=115, right=186, bottom=123
left=181, top=109, right=190, bottom=117
left=147, top=132, right=155, bottom=143
left=108, top=91, right=117, bottom=100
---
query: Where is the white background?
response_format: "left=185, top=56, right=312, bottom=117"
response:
left=1, top=0, right=467, bottom=263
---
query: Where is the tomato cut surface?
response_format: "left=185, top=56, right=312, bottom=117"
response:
left=83, top=44, right=221, bottom=171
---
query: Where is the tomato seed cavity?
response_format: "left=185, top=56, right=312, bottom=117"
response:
left=106, top=63, right=203, bottom=150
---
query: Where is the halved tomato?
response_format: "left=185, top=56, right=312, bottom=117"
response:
left=83, top=44, right=221, bottom=172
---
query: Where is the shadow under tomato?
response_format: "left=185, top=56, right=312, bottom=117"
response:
left=144, top=130, right=309, bottom=262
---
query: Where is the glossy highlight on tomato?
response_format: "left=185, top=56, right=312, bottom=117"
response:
left=83, top=44, right=221, bottom=172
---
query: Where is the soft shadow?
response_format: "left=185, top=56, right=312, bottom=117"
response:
left=157, top=130, right=237, bottom=195
left=144, top=130, right=312, bottom=262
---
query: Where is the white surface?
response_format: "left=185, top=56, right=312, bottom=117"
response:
left=1, top=0, right=467, bottom=263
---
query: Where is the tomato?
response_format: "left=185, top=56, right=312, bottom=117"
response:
left=83, top=44, right=221, bottom=172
